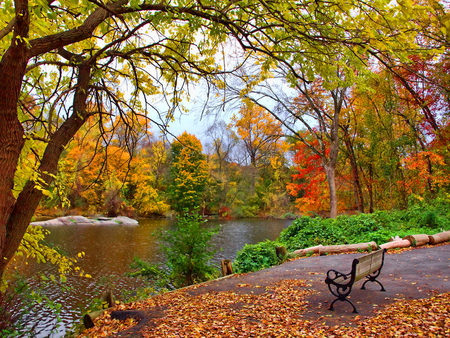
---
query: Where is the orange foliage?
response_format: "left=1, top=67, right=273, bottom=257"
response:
left=231, top=102, right=284, bottom=167
left=287, top=140, right=329, bottom=215
left=400, top=151, right=450, bottom=195
left=79, top=281, right=450, bottom=338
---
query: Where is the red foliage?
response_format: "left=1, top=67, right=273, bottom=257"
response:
left=287, top=140, right=329, bottom=214
left=218, top=206, right=232, bottom=219
left=394, top=54, right=449, bottom=136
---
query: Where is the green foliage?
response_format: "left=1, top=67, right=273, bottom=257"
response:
left=128, top=257, right=166, bottom=280
left=0, top=222, right=94, bottom=336
left=1, top=226, right=89, bottom=294
left=233, top=240, right=283, bottom=273
left=11, top=226, right=90, bottom=286
left=167, top=133, right=209, bottom=213
left=160, top=212, right=219, bottom=288
left=130, top=212, right=219, bottom=289
left=127, top=257, right=170, bottom=291
left=278, top=198, right=450, bottom=251
left=278, top=216, right=317, bottom=244
left=236, top=204, right=260, bottom=218
left=404, top=196, right=450, bottom=230
left=278, top=216, right=343, bottom=250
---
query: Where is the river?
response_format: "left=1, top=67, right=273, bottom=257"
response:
left=11, top=218, right=292, bottom=337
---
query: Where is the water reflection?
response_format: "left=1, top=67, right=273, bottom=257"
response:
left=16, top=218, right=291, bottom=337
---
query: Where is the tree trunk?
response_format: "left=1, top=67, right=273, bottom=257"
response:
left=0, top=62, right=91, bottom=277
left=402, top=234, right=430, bottom=247
left=342, top=129, right=364, bottom=213
left=0, top=1, right=30, bottom=278
left=319, top=242, right=378, bottom=255
left=428, top=231, right=450, bottom=245
left=221, top=259, right=233, bottom=276
left=364, top=164, right=375, bottom=213
left=325, top=88, right=346, bottom=219
left=292, top=244, right=323, bottom=256
left=380, top=239, right=411, bottom=250
left=324, top=163, right=338, bottom=219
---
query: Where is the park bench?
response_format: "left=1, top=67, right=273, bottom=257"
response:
left=324, top=248, right=386, bottom=313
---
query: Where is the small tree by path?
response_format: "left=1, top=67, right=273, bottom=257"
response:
left=160, top=212, right=219, bottom=288
left=129, top=211, right=219, bottom=289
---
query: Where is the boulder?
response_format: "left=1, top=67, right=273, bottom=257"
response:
left=31, top=216, right=139, bottom=226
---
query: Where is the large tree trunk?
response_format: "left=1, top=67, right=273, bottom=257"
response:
left=325, top=88, right=346, bottom=219
left=0, top=0, right=30, bottom=278
left=0, top=1, right=121, bottom=280
left=0, top=61, right=91, bottom=278
left=319, top=242, right=378, bottom=255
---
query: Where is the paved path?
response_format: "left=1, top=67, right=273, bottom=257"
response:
left=187, top=244, right=450, bottom=326
left=113, top=244, right=450, bottom=336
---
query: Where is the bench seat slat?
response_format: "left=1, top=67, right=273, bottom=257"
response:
left=355, top=250, right=383, bottom=282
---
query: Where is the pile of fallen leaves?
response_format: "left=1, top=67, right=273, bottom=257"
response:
left=79, top=279, right=449, bottom=338
left=323, top=292, right=449, bottom=337
left=78, top=313, right=137, bottom=337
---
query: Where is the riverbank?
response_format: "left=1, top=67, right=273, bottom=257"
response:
left=78, top=243, right=450, bottom=337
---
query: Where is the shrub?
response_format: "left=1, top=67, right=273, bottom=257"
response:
left=278, top=216, right=344, bottom=250
left=278, top=216, right=316, bottom=243
left=127, top=257, right=170, bottom=291
left=130, top=211, right=219, bottom=289
left=277, top=198, right=450, bottom=252
left=334, top=213, right=379, bottom=242
left=233, top=240, right=282, bottom=273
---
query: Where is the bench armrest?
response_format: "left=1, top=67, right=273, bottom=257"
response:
left=325, top=269, right=353, bottom=287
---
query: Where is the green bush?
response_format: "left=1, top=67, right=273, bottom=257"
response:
left=278, top=216, right=344, bottom=250
left=129, top=211, right=219, bottom=289
left=233, top=240, right=282, bottom=273
left=336, top=213, right=378, bottom=237
left=159, top=212, right=220, bottom=288
left=127, top=257, right=169, bottom=290
left=278, top=198, right=450, bottom=252
left=278, top=216, right=316, bottom=243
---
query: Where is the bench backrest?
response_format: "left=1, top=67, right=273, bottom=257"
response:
left=354, top=249, right=385, bottom=282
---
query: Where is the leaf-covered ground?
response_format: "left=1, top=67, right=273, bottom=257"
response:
left=79, top=278, right=449, bottom=337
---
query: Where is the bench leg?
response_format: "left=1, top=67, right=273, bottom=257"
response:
left=329, top=297, right=358, bottom=314
left=361, top=279, right=386, bottom=292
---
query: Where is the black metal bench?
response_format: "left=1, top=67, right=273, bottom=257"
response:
left=324, top=248, right=386, bottom=313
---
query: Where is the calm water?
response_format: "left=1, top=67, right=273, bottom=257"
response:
left=13, top=218, right=292, bottom=337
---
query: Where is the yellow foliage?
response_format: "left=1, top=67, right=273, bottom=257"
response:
left=2, top=225, right=89, bottom=291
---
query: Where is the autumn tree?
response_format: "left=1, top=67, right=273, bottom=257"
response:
left=205, top=121, right=238, bottom=173
left=50, top=114, right=170, bottom=216
left=224, top=101, right=291, bottom=216
left=204, top=121, right=239, bottom=214
left=230, top=101, right=284, bottom=168
left=167, top=132, right=209, bottom=213
left=128, top=138, right=171, bottom=217
left=286, top=134, right=330, bottom=215
left=345, top=67, right=450, bottom=211
left=231, top=69, right=349, bottom=218
left=206, top=0, right=447, bottom=217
